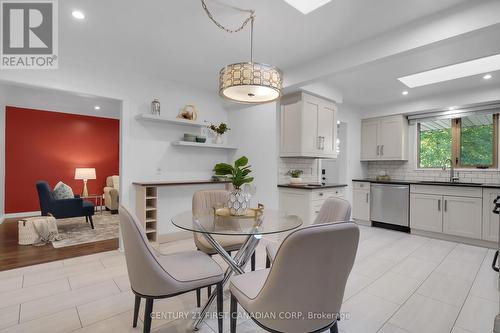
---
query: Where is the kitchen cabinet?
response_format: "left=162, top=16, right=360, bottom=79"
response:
left=352, top=182, right=370, bottom=221
left=410, top=193, right=443, bottom=233
left=361, top=115, right=408, bottom=161
left=279, top=187, right=345, bottom=225
left=280, top=92, right=338, bottom=159
left=482, top=188, right=500, bottom=242
left=410, top=185, right=482, bottom=240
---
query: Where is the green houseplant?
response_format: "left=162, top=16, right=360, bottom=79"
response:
left=207, top=122, right=230, bottom=144
left=213, top=156, right=254, bottom=215
left=286, top=169, right=303, bottom=184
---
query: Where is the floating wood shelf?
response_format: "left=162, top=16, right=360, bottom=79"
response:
left=171, top=141, right=237, bottom=150
left=136, top=114, right=205, bottom=127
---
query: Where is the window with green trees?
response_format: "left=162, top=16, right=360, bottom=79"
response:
left=418, top=114, right=498, bottom=169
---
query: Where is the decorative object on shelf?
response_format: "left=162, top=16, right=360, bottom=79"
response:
left=177, top=104, right=198, bottom=120
left=183, top=133, right=197, bottom=142
left=213, top=156, right=254, bottom=216
left=376, top=170, right=390, bottom=181
left=286, top=169, right=304, bottom=184
left=195, top=136, right=206, bottom=143
left=74, top=168, right=96, bottom=197
left=201, top=0, right=282, bottom=104
left=151, top=98, right=161, bottom=116
left=207, top=122, right=230, bottom=144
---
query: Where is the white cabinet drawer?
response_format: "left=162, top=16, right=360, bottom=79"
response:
left=353, top=182, right=370, bottom=190
left=410, top=185, right=482, bottom=198
left=311, top=188, right=344, bottom=200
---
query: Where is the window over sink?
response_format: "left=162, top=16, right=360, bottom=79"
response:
left=417, top=113, right=499, bottom=169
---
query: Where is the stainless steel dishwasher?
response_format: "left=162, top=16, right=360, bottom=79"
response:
left=370, top=183, right=410, bottom=232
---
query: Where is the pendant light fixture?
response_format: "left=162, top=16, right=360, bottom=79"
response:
left=201, top=0, right=282, bottom=104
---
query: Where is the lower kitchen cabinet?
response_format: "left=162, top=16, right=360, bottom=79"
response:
left=442, top=196, right=482, bottom=239
left=410, top=193, right=443, bottom=233
left=279, top=187, right=345, bottom=225
left=352, top=182, right=370, bottom=221
left=482, top=188, right=500, bottom=242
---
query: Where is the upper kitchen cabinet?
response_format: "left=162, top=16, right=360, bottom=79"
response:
left=280, top=92, right=338, bottom=159
left=361, top=115, right=408, bottom=161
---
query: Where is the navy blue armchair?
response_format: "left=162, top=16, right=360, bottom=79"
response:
left=36, top=181, right=95, bottom=229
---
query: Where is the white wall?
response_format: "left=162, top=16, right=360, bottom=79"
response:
left=0, top=61, right=231, bottom=234
left=0, top=89, right=5, bottom=222
left=228, top=103, right=279, bottom=209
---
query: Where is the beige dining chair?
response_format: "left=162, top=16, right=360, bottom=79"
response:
left=119, top=205, right=224, bottom=333
left=266, top=197, right=351, bottom=267
left=230, top=222, right=359, bottom=333
left=193, top=190, right=256, bottom=307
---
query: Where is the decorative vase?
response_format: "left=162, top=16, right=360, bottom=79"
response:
left=213, top=134, right=223, bottom=144
left=289, top=177, right=302, bottom=184
left=151, top=98, right=160, bottom=116
left=227, top=188, right=251, bottom=216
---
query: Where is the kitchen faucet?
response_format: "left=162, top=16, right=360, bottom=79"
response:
left=443, top=158, right=459, bottom=183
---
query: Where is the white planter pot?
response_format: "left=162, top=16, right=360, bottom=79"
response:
left=213, top=134, right=223, bottom=144
left=227, top=189, right=251, bottom=216
left=289, top=177, right=302, bottom=184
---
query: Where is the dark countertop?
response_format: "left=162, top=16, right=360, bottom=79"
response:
left=133, top=180, right=230, bottom=186
left=278, top=183, right=348, bottom=190
left=352, top=179, right=500, bottom=189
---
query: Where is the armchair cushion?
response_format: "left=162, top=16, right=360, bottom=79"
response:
left=53, top=181, right=74, bottom=200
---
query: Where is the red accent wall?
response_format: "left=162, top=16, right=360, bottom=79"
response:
left=5, top=106, right=119, bottom=213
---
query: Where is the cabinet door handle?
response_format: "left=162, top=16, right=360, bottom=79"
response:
left=366, top=193, right=369, bottom=203
left=444, top=200, right=447, bottom=212
left=376, top=145, right=380, bottom=156
left=380, top=145, right=384, bottom=156
left=438, top=199, right=441, bottom=211
left=319, top=192, right=324, bottom=196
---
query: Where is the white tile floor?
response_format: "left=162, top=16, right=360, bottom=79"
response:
left=0, top=225, right=497, bottom=333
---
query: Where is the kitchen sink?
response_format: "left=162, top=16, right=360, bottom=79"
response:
left=417, top=181, right=483, bottom=186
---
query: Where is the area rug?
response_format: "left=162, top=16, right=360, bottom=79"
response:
left=52, top=212, right=119, bottom=248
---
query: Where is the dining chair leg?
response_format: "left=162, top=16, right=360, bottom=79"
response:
left=85, top=216, right=88, bottom=223
left=133, top=295, right=141, bottom=327
left=265, top=255, right=271, bottom=268
left=196, top=288, right=201, bottom=307
left=230, top=294, right=237, bottom=333
left=216, top=282, right=223, bottom=333
left=88, top=215, right=95, bottom=229
left=208, top=285, right=212, bottom=298
left=251, top=252, right=256, bottom=271
left=143, top=298, right=154, bottom=333
left=330, top=321, right=339, bottom=333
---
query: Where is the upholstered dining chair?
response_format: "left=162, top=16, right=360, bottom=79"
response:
left=266, top=197, right=351, bottom=267
left=119, top=205, right=224, bottom=333
left=230, top=222, right=359, bottom=333
left=192, top=190, right=256, bottom=307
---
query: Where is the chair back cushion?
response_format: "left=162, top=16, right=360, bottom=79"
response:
left=119, top=205, right=180, bottom=296
left=106, top=175, right=120, bottom=190
left=36, top=181, right=54, bottom=215
left=314, top=197, right=351, bottom=224
left=255, top=222, right=359, bottom=332
left=192, top=190, right=229, bottom=249
left=53, top=181, right=74, bottom=200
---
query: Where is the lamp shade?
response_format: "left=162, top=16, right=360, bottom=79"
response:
left=75, top=168, right=96, bottom=180
left=219, top=62, right=282, bottom=104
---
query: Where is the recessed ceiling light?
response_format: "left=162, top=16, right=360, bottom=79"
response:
left=483, top=74, right=493, bottom=80
left=398, top=53, right=500, bottom=88
left=94, top=105, right=100, bottom=110
left=72, top=10, right=85, bottom=20
left=282, top=0, right=332, bottom=14
left=402, top=91, right=409, bottom=96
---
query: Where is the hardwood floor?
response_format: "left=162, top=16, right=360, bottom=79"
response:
left=0, top=217, right=119, bottom=271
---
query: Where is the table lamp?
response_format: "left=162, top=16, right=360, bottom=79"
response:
left=74, top=168, right=96, bottom=197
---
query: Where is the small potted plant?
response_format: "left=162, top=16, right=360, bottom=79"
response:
left=286, top=169, right=303, bottom=184
left=207, top=122, right=230, bottom=144
left=213, top=156, right=254, bottom=216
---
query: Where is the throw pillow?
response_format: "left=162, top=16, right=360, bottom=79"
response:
left=112, top=175, right=119, bottom=191
left=53, top=181, right=74, bottom=200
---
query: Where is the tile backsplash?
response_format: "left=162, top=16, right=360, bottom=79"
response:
left=278, top=158, right=320, bottom=184
left=367, top=161, right=500, bottom=184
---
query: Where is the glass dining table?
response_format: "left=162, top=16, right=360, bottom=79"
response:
left=171, top=208, right=303, bottom=330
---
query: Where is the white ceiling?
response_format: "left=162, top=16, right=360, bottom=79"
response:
left=322, top=23, right=500, bottom=107
left=0, top=82, right=122, bottom=119
left=59, top=0, right=472, bottom=92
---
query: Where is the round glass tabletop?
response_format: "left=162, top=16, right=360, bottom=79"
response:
left=171, top=209, right=303, bottom=236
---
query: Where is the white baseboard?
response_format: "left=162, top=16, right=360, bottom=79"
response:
left=0, top=215, right=4, bottom=224
left=4, top=211, right=41, bottom=219
left=411, top=229, right=497, bottom=249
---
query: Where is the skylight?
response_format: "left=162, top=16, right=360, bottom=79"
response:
left=282, top=0, right=332, bottom=14
left=398, top=53, right=500, bottom=88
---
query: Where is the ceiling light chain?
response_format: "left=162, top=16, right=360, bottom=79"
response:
left=200, top=0, right=255, bottom=34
